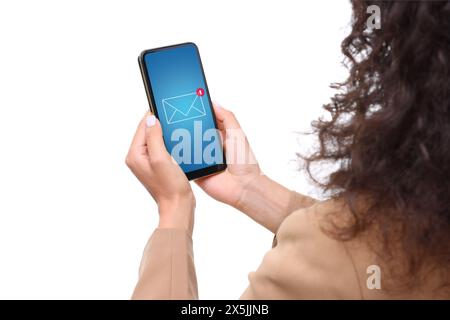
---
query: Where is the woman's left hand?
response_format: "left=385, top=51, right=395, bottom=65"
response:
left=126, top=112, right=195, bottom=235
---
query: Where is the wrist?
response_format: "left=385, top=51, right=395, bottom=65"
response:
left=235, top=173, right=266, bottom=212
left=236, top=174, right=293, bottom=233
left=158, top=193, right=196, bottom=235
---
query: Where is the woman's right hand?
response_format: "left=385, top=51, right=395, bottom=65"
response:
left=196, top=103, right=296, bottom=233
left=195, top=103, right=261, bottom=208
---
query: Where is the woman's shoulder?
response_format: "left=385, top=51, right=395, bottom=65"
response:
left=269, top=197, right=450, bottom=299
left=276, top=197, right=351, bottom=243
left=263, top=199, right=365, bottom=299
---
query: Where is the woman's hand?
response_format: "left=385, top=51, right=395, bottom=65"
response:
left=126, top=112, right=195, bottom=235
left=196, top=104, right=295, bottom=233
left=195, top=103, right=261, bottom=208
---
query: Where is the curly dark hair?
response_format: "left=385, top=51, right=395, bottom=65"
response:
left=305, top=0, right=450, bottom=289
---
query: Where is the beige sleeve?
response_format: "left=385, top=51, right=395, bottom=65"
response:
left=131, top=193, right=317, bottom=300
left=240, top=208, right=362, bottom=300
left=132, top=228, right=198, bottom=300
left=271, top=191, right=317, bottom=247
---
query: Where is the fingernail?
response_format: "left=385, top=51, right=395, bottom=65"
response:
left=146, top=115, right=156, bottom=127
left=213, top=101, right=224, bottom=110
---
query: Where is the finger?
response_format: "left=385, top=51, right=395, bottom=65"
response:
left=212, top=102, right=224, bottom=122
left=126, top=112, right=154, bottom=183
left=130, top=112, right=150, bottom=151
left=212, top=103, right=257, bottom=166
left=212, top=102, right=241, bottom=130
left=127, top=112, right=152, bottom=170
left=145, top=114, right=169, bottom=163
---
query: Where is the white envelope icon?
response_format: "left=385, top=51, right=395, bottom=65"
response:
left=161, top=92, right=206, bottom=124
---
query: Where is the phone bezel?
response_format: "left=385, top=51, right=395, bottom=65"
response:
left=138, top=42, right=227, bottom=180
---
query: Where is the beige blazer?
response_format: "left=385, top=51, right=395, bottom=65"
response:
left=132, top=192, right=448, bottom=299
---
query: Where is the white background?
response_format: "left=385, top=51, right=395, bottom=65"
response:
left=0, top=0, right=351, bottom=299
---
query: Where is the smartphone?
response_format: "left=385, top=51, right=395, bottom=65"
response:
left=138, top=43, right=226, bottom=180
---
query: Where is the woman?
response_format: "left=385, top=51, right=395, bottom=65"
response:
left=126, top=0, right=450, bottom=299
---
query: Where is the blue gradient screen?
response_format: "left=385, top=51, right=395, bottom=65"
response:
left=143, top=43, right=224, bottom=173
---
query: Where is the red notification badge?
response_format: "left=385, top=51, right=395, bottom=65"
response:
left=196, top=88, right=205, bottom=96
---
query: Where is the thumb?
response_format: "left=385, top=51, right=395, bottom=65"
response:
left=145, top=114, right=168, bottom=160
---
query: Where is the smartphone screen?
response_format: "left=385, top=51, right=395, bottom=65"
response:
left=139, top=43, right=226, bottom=180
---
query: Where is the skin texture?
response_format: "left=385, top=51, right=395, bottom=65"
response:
left=126, top=112, right=195, bottom=235
left=126, top=103, right=296, bottom=235
left=196, top=104, right=300, bottom=233
left=195, top=104, right=261, bottom=210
